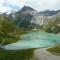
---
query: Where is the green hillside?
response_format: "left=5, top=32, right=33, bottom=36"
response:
left=41, top=16, right=60, bottom=34
left=0, top=17, right=26, bottom=45
left=47, top=45, right=60, bottom=55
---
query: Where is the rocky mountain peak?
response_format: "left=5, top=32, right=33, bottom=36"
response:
left=20, top=6, right=36, bottom=12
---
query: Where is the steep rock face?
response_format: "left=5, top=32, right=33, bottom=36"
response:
left=31, top=11, right=60, bottom=26
left=31, top=14, right=52, bottom=26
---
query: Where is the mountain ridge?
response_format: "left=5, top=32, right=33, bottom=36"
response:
left=0, top=6, right=60, bottom=33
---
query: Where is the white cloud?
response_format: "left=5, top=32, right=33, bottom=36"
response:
left=0, top=0, right=60, bottom=12
left=0, top=0, right=28, bottom=12
left=0, top=7, right=12, bottom=13
left=25, top=0, right=60, bottom=11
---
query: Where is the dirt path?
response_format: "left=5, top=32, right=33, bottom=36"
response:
left=33, top=48, right=60, bottom=60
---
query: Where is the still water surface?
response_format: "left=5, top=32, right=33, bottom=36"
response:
left=3, top=31, right=60, bottom=50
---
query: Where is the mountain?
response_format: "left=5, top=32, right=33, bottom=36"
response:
left=39, top=10, right=60, bottom=16
left=31, top=10, right=60, bottom=26
left=0, top=6, right=38, bottom=29
left=1, top=6, right=60, bottom=29
left=0, top=6, right=60, bottom=33
left=14, top=6, right=37, bottom=29
left=2, top=10, right=16, bottom=22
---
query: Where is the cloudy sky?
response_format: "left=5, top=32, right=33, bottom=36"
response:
left=0, top=0, right=60, bottom=12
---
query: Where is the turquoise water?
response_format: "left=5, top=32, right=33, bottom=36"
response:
left=3, top=31, right=60, bottom=50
